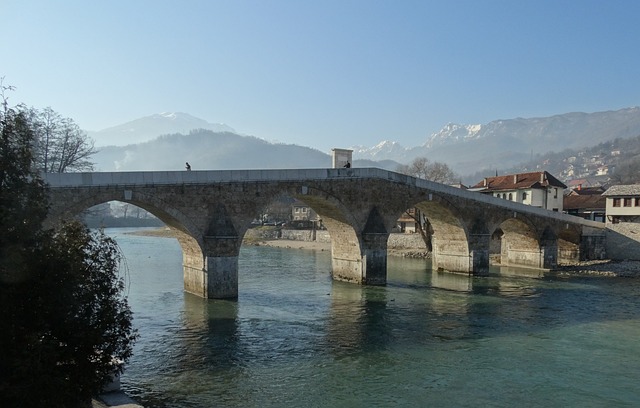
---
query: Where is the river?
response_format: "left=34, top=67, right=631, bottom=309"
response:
left=105, top=228, right=640, bottom=407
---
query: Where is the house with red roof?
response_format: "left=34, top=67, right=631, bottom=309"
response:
left=470, top=171, right=567, bottom=212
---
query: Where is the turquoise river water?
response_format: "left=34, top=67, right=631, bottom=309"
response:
left=106, top=228, right=640, bottom=408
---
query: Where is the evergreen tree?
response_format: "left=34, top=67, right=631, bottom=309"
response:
left=0, top=82, right=137, bottom=407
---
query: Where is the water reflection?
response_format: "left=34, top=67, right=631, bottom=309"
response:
left=430, top=270, right=473, bottom=292
left=327, top=282, right=392, bottom=353
left=181, top=294, right=240, bottom=369
left=109, top=231, right=640, bottom=407
left=493, top=264, right=545, bottom=278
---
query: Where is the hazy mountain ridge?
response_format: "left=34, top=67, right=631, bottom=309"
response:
left=352, top=107, right=640, bottom=175
left=88, top=107, right=640, bottom=181
left=87, top=112, right=235, bottom=147
left=92, top=129, right=400, bottom=172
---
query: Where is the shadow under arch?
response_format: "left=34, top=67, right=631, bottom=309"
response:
left=410, top=196, right=475, bottom=274
left=557, top=227, right=582, bottom=264
left=496, top=217, right=543, bottom=269
left=289, top=187, right=371, bottom=284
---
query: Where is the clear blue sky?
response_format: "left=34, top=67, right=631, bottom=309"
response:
left=2, top=0, right=639, bottom=153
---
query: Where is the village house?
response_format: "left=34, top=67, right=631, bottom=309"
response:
left=396, top=207, right=422, bottom=233
left=563, top=186, right=606, bottom=222
left=290, top=199, right=321, bottom=229
left=602, top=184, right=640, bottom=224
left=469, top=171, right=567, bottom=211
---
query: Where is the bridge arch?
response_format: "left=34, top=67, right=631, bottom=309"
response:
left=494, top=217, right=540, bottom=268
left=291, top=186, right=390, bottom=285
left=489, top=214, right=564, bottom=269
left=45, top=189, right=212, bottom=296
left=408, top=194, right=489, bottom=274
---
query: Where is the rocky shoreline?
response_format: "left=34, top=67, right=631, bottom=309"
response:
left=552, top=259, right=640, bottom=277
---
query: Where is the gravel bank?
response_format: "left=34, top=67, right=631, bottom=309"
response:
left=551, top=260, right=640, bottom=277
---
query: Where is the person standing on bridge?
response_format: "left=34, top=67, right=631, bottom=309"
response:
left=185, top=162, right=191, bottom=171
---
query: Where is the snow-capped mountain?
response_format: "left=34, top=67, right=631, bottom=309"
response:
left=86, top=106, right=640, bottom=178
left=350, top=140, right=408, bottom=160
left=353, top=107, right=640, bottom=175
left=423, top=123, right=483, bottom=148
left=87, top=112, right=235, bottom=147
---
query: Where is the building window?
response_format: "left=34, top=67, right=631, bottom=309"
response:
left=295, top=208, right=300, bottom=213
left=302, top=207, right=307, bottom=213
left=522, top=192, right=528, bottom=201
left=636, top=198, right=640, bottom=207
left=613, top=198, right=621, bottom=207
left=554, top=188, right=558, bottom=199
left=624, top=198, right=632, bottom=207
left=508, top=193, right=513, bottom=201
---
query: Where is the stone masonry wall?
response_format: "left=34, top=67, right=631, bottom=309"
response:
left=606, top=223, right=640, bottom=260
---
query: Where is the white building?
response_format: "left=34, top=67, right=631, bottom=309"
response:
left=602, top=184, right=640, bottom=224
left=469, top=171, right=567, bottom=212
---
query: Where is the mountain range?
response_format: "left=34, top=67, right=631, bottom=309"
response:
left=89, top=108, right=640, bottom=180
left=351, top=107, right=640, bottom=175
left=87, top=112, right=235, bottom=147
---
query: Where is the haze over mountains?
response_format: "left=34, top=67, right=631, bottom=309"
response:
left=87, top=112, right=235, bottom=146
left=90, top=107, right=640, bottom=179
left=351, top=107, right=640, bottom=175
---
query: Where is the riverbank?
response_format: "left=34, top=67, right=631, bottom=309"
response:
left=249, top=238, right=431, bottom=258
left=123, top=228, right=640, bottom=277
left=553, top=259, right=640, bottom=277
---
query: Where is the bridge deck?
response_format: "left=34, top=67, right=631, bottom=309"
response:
left=43, top=168, right=605, bottom=229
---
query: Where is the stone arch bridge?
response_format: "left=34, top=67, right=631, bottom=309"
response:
left=44, top=168, right=606, bottom=299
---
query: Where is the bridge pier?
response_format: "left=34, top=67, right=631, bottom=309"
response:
left=330, top=232, right=389, bottom=285
left=431, top=235, right=490, bottom=276
left=183, top=263, right=208, bottom=298
left=360, top=232, right=389, bottom=285
left=469, top=232, right=490, bottom=276
left=183, top=236, right=240, bottom=299
left=540, top=236, right=558, bottom=269
left=203, top=255, right=239, bottom=298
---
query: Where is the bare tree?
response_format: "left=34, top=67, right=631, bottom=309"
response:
left=396, top=156, right=458, bottom=184
left=395, top=157, right=458, bottom=250
left=25, top=106, right=96, bottom=173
